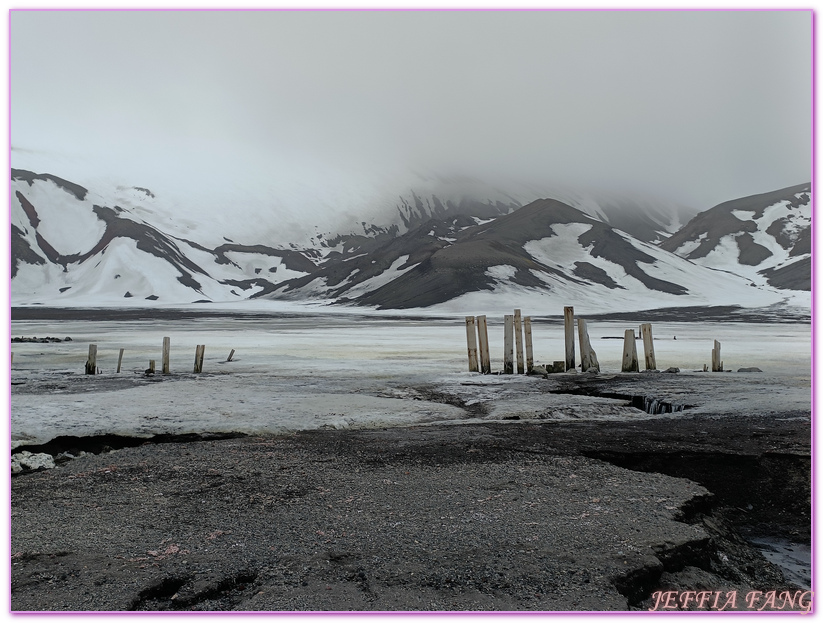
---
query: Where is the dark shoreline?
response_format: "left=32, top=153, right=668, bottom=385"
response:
left=11, top=414, right=810, bottom=612
left=10, top=304, right=811, bottom=323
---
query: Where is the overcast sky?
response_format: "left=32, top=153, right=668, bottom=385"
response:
left=10, top=9, right=812, bottom=219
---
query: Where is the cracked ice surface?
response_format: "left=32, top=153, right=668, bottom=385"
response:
left=10, top=315, right=810, bottom=446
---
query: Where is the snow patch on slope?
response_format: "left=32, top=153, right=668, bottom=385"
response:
left=344, top=255, right=416, bottom=298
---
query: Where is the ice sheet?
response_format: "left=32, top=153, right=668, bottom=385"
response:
left=10, top=316, right=811, bottom=446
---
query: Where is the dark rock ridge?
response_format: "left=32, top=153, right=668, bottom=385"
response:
left=10, top=168, right=812, bottom=306
left=267, top=198, right=689, bottom=308
left=660, top=183, right=811, bottom=291
left=11, top=168, right=88, bottom=201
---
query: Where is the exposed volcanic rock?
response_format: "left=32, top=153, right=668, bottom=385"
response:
left=212, top=243, right=317, bottom=273
left=660, top=183, right=811, bottom=292
left=11, top=169, right=88, bottom=201
left=10, top=225, right=45, bottom=279
left=275, top=198, right=696, bottom=309
left=9, top=166, right=812, bottom=308
left=734, top=232, right=773, bottom=266
left=572, top=261, right=623, bottom=290
left=15, top=192, right=63, bottom=265
left=78, top=206, right=207, bottom=291
left=789, top=227, right=811, bottom=257
left=660, top=183, right=810, bottom=260
left=396, top=192, right=517, bottom=230
left=759, top=258, right=811, bottom=291
left=576, top=223, right=686, bottom=295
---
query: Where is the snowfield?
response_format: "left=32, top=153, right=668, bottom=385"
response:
left=10, top=314, right=811, bottom=448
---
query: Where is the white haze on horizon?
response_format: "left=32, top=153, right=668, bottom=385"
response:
left=10, top=10, right=812, bottom=241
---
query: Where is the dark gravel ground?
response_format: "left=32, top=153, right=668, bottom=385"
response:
left=10, top=413, right=810, bottom=612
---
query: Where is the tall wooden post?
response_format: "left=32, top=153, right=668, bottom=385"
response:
left=640, top=323, right=656, bottom=370
left=503, top=315, right=514, bottom=374
left=524, top=317, right=534, bottom=374
left=564, top=306, right=575, bottom=371
left=712, top=340, right=722, bottom=372
left=476, top=315, right=491, bottom=374
left=85, top=344, right=98, bottom=375
left=577, top=319, right=600, bottom=373
left=465, top=317, right=479, bottom=372
left=193, top=345, right=206, bottom=373
left=117, top=348, right=125, bottom=373
left=514, top=309, right=525, bottom=374
left=621, top=329, right=639, bottom=372
left=162, top=337, right=170, bottom=375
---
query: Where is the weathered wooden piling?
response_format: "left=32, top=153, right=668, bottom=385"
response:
left=577, top=319, right=599, bottom=373
left=227, top=349, right=235, bottom=362
left=640, top=323, right=656, bottom=370
left=476, top=315, right=491, bottom=374
left=162, top=337, right=170, bottom=374
left=524, top=316, right=534, bottom=374
left=85, top=344, right=98, bottom=375
left=564, top=306, right=575, bottom=371
left=503, top=314, right=514, bottom=374
left=116, top=348, right=125, bottom=373
left=465, top=316, right=479, bottom=372
left=514, top=309, right=525, bottom=374
left=149, top=360, right=156, bottom=374
left=621, top=329, right=639, bottom=372
left=193, top=345, right=206, bottom=373
left=712, top=340, right=723, bottom=372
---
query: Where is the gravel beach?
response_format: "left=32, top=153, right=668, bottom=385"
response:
left=10, top=311, right=811, bottom=612
left=11, top=413, right=809, bottom=612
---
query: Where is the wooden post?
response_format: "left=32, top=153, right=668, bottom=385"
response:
left=712, top=340, right=722, bottom=372
left=621, top=329, right=639, bottom=372
left=640, top=323, right=657, bottom=370
left=194, top=345, right=206, bottom=373
left=149, top=360, right=156, bottom=374
left=564, top=306, right=575, bottom=371
left=465, top=317, right=479, bottom=372
left=503, top=314, right=514, bottom=374
left=577, top=319, right=599, bottom=372
left=85, top=344, right=97, bottom=375
left=524, top=317, right=534, bottom=374
left=116, top=348, right=125, bottom=373
left=162, top=337, right=170, bottom=374
left=514, top=309, right=525, bottom=374
left=227, top=349, right=235, bottom=362
left=476, top=315, right=491, bottom=374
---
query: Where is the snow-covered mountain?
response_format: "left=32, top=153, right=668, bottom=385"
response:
left=267, top=197, right=807, bottom=314
left=660, top=183, right=811, bottom=291
left=11, top=169, right=317, bottom=304
left=9, top=168, right=811, bottom=315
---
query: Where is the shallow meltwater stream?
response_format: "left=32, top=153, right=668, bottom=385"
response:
left=748, top=537, right=811, bottom=590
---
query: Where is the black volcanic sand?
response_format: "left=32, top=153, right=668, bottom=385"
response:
left=11, top=414, right=809, bottom=612
left=9, top=304, right=811, bottom=323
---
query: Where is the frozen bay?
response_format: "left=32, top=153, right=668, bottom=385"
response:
left=10, top=312, right=811, bottom=447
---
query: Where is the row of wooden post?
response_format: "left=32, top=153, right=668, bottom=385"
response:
left=466, top=306, right=723, bottom=374
left=467, top=309, right=536, bottom=375
left=83, top=338, right=233, bottom=375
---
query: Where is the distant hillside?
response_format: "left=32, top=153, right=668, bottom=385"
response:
left=660, top=183, right=811, bottom=291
